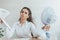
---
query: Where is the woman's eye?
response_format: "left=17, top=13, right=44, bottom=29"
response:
left=25, top=12, right=27, bottom=14
left=21, top=11, right=24, bottom=13
left=21, top=11, right=28, bottom=14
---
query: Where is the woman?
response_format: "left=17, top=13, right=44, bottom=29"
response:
left=6, top=7, right=37, bottom=38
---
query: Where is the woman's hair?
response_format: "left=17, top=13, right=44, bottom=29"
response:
left=19, top=7, right=34, bottom=23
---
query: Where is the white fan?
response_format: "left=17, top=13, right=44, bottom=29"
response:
left=41, top=7, right=56, bottom=25
left=0, top=8, right=11, bottom=29
left=0, top=8, right=10, bottom=19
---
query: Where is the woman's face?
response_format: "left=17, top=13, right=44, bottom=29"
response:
left=20, top=9, right=29, bottom=20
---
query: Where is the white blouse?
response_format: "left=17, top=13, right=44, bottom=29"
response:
left=6, top=21, right=37, bottom=38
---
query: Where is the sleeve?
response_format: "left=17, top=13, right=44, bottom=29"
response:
left=37, top=30, right=46, bottom=40
left=30, top=23, right=38, bottom=37
left=30, top=23, right=46, bottom=40
left=5, top=23, right=16, bottom=38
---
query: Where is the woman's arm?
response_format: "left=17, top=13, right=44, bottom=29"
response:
left=30, top=23, right=46, bottom=40
left=30, top=23, right=38, bottom=37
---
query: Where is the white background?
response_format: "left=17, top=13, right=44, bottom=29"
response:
left=0, top=0, right=60, bottom=40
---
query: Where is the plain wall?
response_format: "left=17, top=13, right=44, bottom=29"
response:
left=0, top=0, right=60, bottom=40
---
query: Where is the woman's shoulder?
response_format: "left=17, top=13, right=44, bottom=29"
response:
left=27, top=21, right=35, bottom=28
left=11, top=21, right=20, bottom=29
left=12, top=21, right=20, bottom=28
left=27, top=21, right=34, bottom=25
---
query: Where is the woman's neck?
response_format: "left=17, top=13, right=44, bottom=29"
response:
left=20, top=19, right=27, bottom=25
